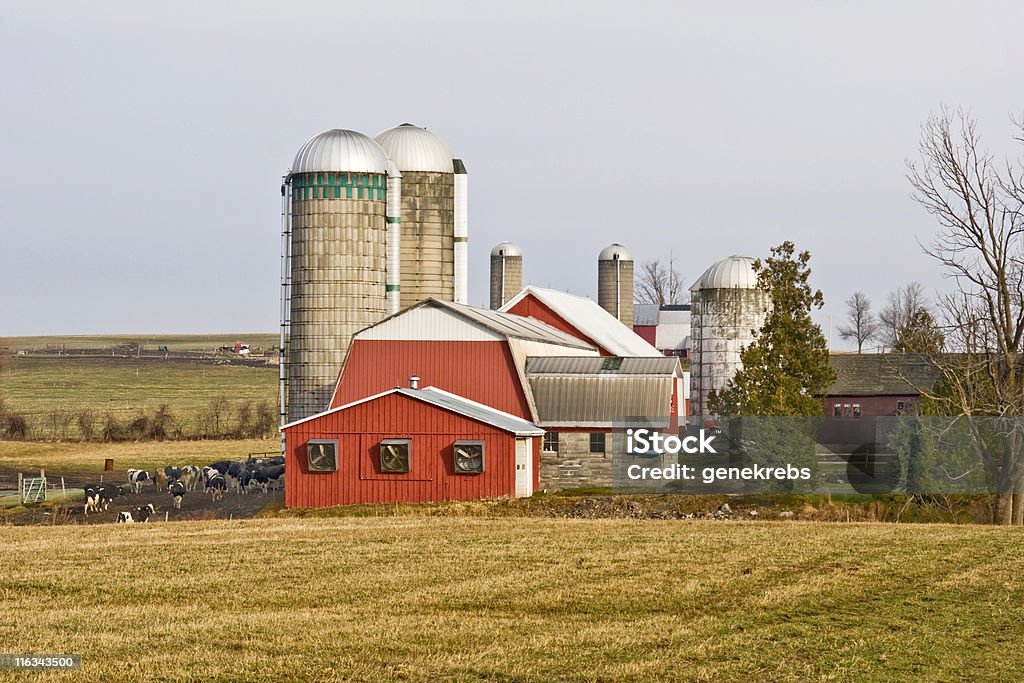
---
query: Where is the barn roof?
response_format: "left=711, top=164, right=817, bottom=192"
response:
left=283, top=385, right=544, bottom=436
left=525, top=356, right=679, bottom=428
left=525, top=356, right=681, bottom=375
left=500, top=286, right=662, bottom=357
left=354, top=297, right=595, bottom=351
left=826, top=353, right=942, bottom=396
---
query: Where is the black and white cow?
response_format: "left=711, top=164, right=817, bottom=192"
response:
left=154, top=466, right=180, bottom=491
left=127, top=469, right=151, bottom=494
left=169, top=481, right=186, bottom=510
left=205, top=473, right=227, bottom=502
left=253, top=464, right=285, bottom=494
left=83, top=486, right=101, bottom=516
left=116, top=511, right=134, bottom=523
left=98, top=484, right=121, bottom=511
left=135, top=503, right=155, bottom=523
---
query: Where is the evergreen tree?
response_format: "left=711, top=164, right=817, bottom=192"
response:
left=710, top=241, right=835, bottom=417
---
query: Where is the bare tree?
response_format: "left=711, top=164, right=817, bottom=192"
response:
left=879, top=282, right=929, bottom=348
left=837, top=292, right=879, bottom=353
left=636, top=255, right=686, bottom=305
left=907, top=107, right=1024, bottom=525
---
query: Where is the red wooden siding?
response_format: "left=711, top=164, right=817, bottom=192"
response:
left=330, top=339, right=532, bottom=419
left=285, top=392, right=537, bottom=508
left=823, top=394, right=920, bottom=418
left=504, top=295, right=609, bottom=355
left=633, top=325, right=657, bottom=346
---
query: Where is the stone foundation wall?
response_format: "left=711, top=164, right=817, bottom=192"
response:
left=539, top=431, right=611, bottom=491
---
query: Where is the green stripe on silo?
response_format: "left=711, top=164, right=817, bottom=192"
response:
left=386, top=217, right=401, bottom=224
left=454, top=236, right=468, bottom=243
left=386, top=285, right=400, bottom=292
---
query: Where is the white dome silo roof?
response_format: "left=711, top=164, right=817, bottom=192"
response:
left=599, top=243, right=633, bottom=261
left=375, top=124, right=454, bottom=173
left=491, top=241, right=522, bottom=257
left=291, top=129, right=389, bottom=174
left=691, top=255, right=759, bottom=291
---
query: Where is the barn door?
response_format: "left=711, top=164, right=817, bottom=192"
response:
left=515, top=438, right=533, bottom=498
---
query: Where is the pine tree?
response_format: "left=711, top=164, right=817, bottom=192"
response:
left=710, top=241, right=835, bottom=417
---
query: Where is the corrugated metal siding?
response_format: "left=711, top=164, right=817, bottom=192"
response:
left=285, top=392, right=533, bottom=507
left=330, top=339, right=533, bottom=419
left=528, top=375, right=673, bottom=426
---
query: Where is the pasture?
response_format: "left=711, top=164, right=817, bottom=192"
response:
left=0, top=355, right=277, bottom=439
left=1, top=333, right=279, bottom=352
left=1, top=518, right=1022, bottom=682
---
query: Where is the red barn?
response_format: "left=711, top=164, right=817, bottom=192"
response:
left=283, top=384, right=543, bottom=507
left=500, top=286, right=662, bottom=357
left=330, top=298, right=598, bottom=418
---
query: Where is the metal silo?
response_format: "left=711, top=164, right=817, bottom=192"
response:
left=598, top=244, right=634, bottom=327
left=490, top=242, right=522, bottom=309
left=375, top=124, right=467, bottom=306
left=281, top=129, right=393, bottom=424
left=688, top=255, right=769, bottom=418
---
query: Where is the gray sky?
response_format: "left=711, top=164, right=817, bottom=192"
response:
left=2, top=1, right=1022, bottom=350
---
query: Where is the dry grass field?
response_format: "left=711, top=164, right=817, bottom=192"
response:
left=1, top=517, right=1023, bottom=682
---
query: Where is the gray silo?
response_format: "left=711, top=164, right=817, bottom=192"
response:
left=490, top=242, right=523, bottom=309
left=598, top=244, right=634, bottom=327
left=375, top=124, right=467, bottom=306
left=688, top=255, right=769, bottom=418
left=281, top=129, right=393, bottom=423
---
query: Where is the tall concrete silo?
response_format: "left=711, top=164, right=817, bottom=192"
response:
left=688, top=255, right=769, bottom=418
left=490, top=242, right=522, bottom=309
left=375, top=124, right=468, bottom=306
left=282, top=129, right=393, bottom=423
left=598, top=244, right=634, bottom=327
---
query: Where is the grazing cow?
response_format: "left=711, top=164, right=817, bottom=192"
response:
left=83, top=486, right=101, bottom=516
left=127, top=469, right=151, bottom=494
left=169, top=481, right=185, bottom=510
left=205, top=473, right=227, bottom=502
left=135, top=503, right=156, bottom=523
left=116, top=511, right=134, bottom=523
left=253, top=464, right=285, bottom=493
left=97, top=484, right=121, bottom=511
left=178, top=465, right=201, bottom=491
left=237, top=469, right=253, bottom=495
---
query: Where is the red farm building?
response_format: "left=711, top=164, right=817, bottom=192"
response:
left=283, top=384, right=543, bottom=507
left=286, top=296, right=689, bottom=507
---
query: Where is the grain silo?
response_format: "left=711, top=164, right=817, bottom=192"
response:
left=374, top=124, right=467, bottom=306
left=688, top=255, right=769, bottom=418
left=490, top=242, right=523, bottom=309
left=281, top=129, right=394, bottom=423
left=597, top=243, right=634, bottom=327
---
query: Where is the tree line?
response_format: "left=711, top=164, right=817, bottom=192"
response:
left=0, top=397, right=276, bottom=442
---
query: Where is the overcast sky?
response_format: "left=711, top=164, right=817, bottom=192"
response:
left=2, top=1, right=1022, bottom=349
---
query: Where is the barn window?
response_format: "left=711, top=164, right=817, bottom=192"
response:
left=306, top=439, right=338, bottom=472
left=853, top=404, right=861, bottom=419
left=453, top=440, right=485, bottom=474
left=543, top=432, right=559, bottom=453
left=379, top=439, right=412, bottom=473
left=589, top=432, right=606, bottom=454
left=897, top=400, right=906, bottom=416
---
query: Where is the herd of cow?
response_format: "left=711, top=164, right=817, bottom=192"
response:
left=82, top=456, right=285, bottom=522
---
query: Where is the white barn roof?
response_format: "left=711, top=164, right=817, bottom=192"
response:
left=500, top=286, right=662, bottom=357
